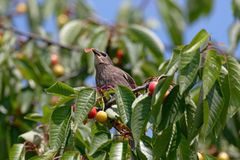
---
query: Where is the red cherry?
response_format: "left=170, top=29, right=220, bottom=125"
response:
left=116, top=49, right=124, bottom=59
left=148, top=81, right=158, bottom=96
left=88, top=107, right=97, bottom=119
left=51, top=54, right=59, bottom=65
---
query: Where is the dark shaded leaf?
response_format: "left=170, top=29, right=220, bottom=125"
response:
left=178, top=136, right=197, bottom=160
left=88, top=133, right=111, bottom=155
left=116, top=85, right=135, bottom=125
left=153, top=124, right=177, bottom=159
left=157, top=0, right=185, bottom=45
left=131, top=94, right=152, bottom=147
left=49, top=106, right=71, bottom=150
left=226, top=55, right=240, bottom=114
left=187, top=0, right=213, bottom=23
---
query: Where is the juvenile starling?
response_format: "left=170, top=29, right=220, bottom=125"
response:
left=87, top=48, right=136, bottom=90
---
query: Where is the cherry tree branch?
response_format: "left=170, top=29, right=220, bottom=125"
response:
left=0, top=24, right=81, bottom=52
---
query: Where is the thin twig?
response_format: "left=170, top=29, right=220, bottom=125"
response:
left=0, top=24, right=81, bottom=52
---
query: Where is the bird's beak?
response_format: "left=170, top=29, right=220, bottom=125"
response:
left=92, top=48, right=101, bottom=57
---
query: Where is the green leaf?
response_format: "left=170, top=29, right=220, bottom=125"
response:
left=49, top=106, right=71, bottom=150
left=157, top=0, right=185, bottom=45
left=116, top=85, right=135, bottom=125
left=127, top=24, right=164, bottom=62
left=187, top=0, right=213, bottom=23
left=88, top=133, right=111, bottom=155
left=29, top=150, right=57, bottom=160
left=9, top=144, right=25, bottom=160
left=202, top=50, right=222, bottom=99
left=25, top=106, right=52, bottom=123
left=158, top=86, right=184, bottom=132
left=75, top=88, right=96, bottom=126
left=183, top=29, right=209, bottom=55
left=226, top=55, right=240, bottom=114
left=228, top=21, right=240, bottom=53
left=205, top=82, right=226, bottom=136
left=87, top=26, right=109, bottom=51
left=60, top=20, right=83, bottom=45
left=189, top=87, right=204, bottom=141
left=15, top=58, right=38, bottom=82
left=24, top=113, right=43, bottom=122
left=121, top=36, right=140, bottom=65
left=165, top=47, right=181, bottom=75
left=61, top=151, right=81, bottom=160
left=131, top=94, right=152, bottom=147
left=204, top=154, right=217, bottom=160
left=46, top=81, right=75, bottom=96
left=138, top=139, right=153, bottom=160
left=178, top=136, right=197, bottom=160
left=109, top=141, right=130, bottom=160
left=43, top=0, right=57, bottom=17
left=153, top=124, right=176, bottom=159
left=151, top=76, right=174, bottom=127
left=178, top=51, right=200, bottom=94
left=232, top=0, right=240, bottom=19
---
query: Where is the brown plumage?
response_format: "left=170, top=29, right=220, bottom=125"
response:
left=90, top=48, right=136, bottom=90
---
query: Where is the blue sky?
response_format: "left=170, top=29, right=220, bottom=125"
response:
left=88, top=0, right=237, bottom=55
left=12, top=0, right=238, bottom=56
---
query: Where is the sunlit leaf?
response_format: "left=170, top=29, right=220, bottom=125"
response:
left=61, top=151, right=81, bottom=160
left=75, top=88, right=96, bottom=126
left=109, top=141, right=130, bottom=160
left=46, top=81, right=75, bottom=96
left=182, top=29, right=209, bottom=55
left=60, top=20, right=83, bottom=45
left=202, top=50, right=222, bottom=99
left=9, top=144, right=25, bottom=160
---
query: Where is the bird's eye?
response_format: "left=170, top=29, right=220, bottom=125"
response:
left=101, top=52, right=107, bottom=57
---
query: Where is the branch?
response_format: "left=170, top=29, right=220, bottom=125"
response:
left=0, top=24, right=81, bottom=52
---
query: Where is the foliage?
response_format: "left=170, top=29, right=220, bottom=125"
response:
left=0, top=0, right=239, bottom=160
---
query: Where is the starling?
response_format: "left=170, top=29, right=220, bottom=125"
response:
left=87, top=48, right=136, bottom=90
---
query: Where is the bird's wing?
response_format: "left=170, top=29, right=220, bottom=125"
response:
left=113, top=66, right=136, bottom=88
